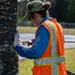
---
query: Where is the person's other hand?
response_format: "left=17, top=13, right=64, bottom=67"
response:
left=14, top=30, right=20, bottom=47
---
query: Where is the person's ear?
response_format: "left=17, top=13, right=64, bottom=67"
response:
left=34, top=13, right=38, bottom=19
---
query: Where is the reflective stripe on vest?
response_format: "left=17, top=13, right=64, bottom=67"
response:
left=47, top=21, right=58, bottom=75
left=47, top=22, right=57, bottom=56
left=34, top=57, right=65, bottom=65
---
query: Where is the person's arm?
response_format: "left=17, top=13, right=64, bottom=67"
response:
left=14, top=25, right=49, bottom=59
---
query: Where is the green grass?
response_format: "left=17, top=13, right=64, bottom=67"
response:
left=19, top=59, right=34, bottom=75
left=63, top=28, right=75, bottom=35
left=65, top=48, right=75, bottom=72
left=17, top=26, right=75, bottom=34
left=19, top=48, right=75, bottom=75
left=17, top=26, right=36, bottom=33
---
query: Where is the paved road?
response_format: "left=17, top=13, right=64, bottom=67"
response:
left=20, top=33, right=75, bottom=49
left=64, top=35, right=75, bottom=49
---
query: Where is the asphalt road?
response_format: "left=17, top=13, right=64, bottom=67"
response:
left=20, top=33, right=75, bottom=49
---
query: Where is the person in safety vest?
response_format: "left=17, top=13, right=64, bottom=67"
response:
left=14, top=1, right=67, bottom=75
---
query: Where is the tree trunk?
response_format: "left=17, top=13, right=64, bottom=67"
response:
left=0, top=0, right=18, bottom=75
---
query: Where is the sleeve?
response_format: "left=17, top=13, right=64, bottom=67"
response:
left=15, top=25, right=49, bottom=59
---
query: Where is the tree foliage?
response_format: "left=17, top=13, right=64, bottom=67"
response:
left=53, top=0, right=68, bottom=22
left=17, top=0, right=75, bottom=23
left=66, top=0, right=75, bottom=22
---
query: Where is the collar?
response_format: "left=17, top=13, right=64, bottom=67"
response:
left=40, top=16, right=52, bottom=24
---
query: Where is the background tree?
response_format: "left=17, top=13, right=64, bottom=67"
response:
left=53, top=0, right=68, bottom=22
left=66, top=0, right=75, bottom=22
left=17, top=0, right=75, bottom=26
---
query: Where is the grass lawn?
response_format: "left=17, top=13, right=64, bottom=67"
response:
left=17, top=26, right=36, bottom=33
left=65, top=48, right=75, bottom=72
left=19, top=48, right=75, bottom=75
left=19, top=59, right=33, bottom=75
left=17, top=26, right=75, bottom=34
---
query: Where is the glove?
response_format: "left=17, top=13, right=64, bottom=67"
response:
left=14, top=30, right=20, bottom=47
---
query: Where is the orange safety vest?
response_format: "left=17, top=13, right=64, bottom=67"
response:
left=32, top=18, right=67, bottom=75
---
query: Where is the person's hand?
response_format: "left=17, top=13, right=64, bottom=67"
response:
left=21, top=40, right=33, bottom=46
left=14, top=30, right=20, bottom=47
